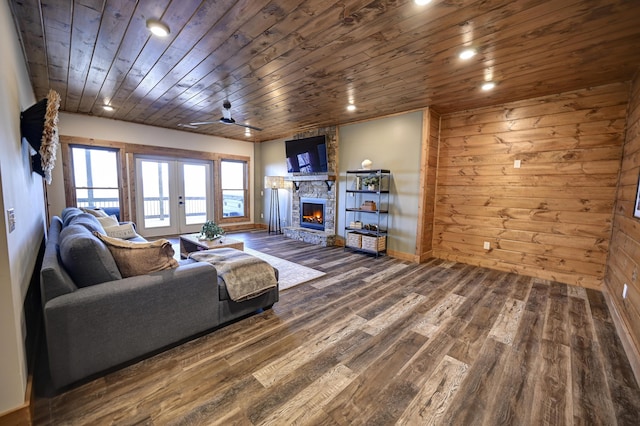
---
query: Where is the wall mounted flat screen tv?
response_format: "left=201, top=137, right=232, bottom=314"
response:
left=285, top=135, right=328, bottom=173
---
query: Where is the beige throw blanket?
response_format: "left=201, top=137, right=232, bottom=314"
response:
left=189, top=248, right=277, bottom=302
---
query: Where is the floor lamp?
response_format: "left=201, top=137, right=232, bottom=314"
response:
left=265, top=176, right=284, bottom=234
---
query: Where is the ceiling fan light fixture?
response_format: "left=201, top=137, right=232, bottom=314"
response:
left=146, top=19, right=170, bottom=37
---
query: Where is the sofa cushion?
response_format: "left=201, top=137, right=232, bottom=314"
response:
left=59, top=225, right=122, bottom=287
left=94, top=233, right=179, bottom=277
left=61, top=207, right=83, bottom=226
left=69, top=213, right=106, bottom=234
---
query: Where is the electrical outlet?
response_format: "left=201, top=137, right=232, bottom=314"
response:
left=260, top=213, right=264, bottom=219
left=514, top=159, right=521, bottom=168
left=623, top=283, right=628, bottom=299
left=483, top=241, right=491, bottom=250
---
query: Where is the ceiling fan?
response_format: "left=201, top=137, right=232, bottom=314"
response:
left=182, top=101, right=263, bottom=131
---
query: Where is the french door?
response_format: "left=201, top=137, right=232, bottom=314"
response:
left=134, top=157, right=213, bottom=237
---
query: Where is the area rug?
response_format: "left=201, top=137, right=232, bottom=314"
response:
left=244, top=248, right=326, bottom=291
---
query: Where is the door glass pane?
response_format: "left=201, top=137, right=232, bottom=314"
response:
left=141, top=160, right=170, bottom=228
left=183, top=163, right=207, bottom=225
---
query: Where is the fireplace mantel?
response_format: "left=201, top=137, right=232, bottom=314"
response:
left=285, top=174, right=336, bottom=191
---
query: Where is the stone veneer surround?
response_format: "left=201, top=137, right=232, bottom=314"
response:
left=284, top=126, right=337, bottom=247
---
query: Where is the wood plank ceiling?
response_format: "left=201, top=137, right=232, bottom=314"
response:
left=9, top=0, right=640, bottom=143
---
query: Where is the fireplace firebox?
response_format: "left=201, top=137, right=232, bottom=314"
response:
left=300, top=197, right=325, bottom=231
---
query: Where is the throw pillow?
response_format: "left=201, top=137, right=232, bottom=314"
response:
left=97, top=215, right=119, bottom=229
left=93, top=233, right=179, bottom=277
left=80, top=207, right=109, bottom=218
left=104, top=223, right=137, bottom=239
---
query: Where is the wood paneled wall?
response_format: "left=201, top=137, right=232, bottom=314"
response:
left=605, top=72, right=640, bottom=367
left=433, top=83, right=629, bottom=289
left=417, top=108, right=440, bottom=261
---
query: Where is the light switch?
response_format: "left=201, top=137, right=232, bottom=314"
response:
left=514, top=159, right=521, bottom=168
left=7, top=208, right=15, bottom=233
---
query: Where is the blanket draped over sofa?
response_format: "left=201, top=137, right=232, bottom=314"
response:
left=189, top=248, right=278, bottom=301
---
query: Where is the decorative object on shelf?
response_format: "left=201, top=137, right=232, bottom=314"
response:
left=362, top=175, right=380, bottom=190
left=265, top=176, right=285, bottom=234
left=199, top=220, right=225, bottom=240
left=364, top=223, right=378, bottom=231
left=349, top=220, right=363, bottom=229
left=361, top=159, right=372, bottom=170
left=20, top=89, right=61, bottom=184
left=360, top=200, right=377, bottom=211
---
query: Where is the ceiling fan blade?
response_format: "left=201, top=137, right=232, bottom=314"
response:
left=235, top=122, right=263, bottom=131
left=177, top=123, right=199, bottom=129
left=188, top=121, right=217, bottom=126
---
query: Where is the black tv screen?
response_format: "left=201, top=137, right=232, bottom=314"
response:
left=285, top=135, right=328, bottom=173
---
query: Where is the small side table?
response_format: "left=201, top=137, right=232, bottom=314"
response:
left=179, top=233, right=244, bottom=259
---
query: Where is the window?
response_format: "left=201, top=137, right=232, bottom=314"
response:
left=70, top=146, right=121, bottom=210
left=219, top=158, right=249, bottom=221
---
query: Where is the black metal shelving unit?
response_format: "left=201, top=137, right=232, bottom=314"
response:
left=344, top=169, right=390, bottom=257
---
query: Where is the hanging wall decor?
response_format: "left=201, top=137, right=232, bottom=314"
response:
left=20, top=89, right=61, bottom=184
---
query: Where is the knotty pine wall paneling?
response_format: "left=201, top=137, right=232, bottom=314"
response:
left=417, top=108, right=440, bottom=261
left=434, top=82, right=629, bottom=289
left=605, top=72, right=640, bottom=373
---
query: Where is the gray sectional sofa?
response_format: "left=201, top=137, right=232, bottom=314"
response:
left=40, top=207, right=278, bottom=389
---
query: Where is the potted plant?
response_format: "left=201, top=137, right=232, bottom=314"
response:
left=362, top=175, right=380, bottom=190
left=199, top=220, right=225, bottom=240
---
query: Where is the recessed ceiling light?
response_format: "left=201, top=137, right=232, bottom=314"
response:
left=414, top=0, right=432, bottom=5
left=459, top=49, right=476, bottom=60
left=102, top=104, right=114, bottom=112
left=146, top=19, right=170, bottom=37
left=347, top=104, right=357, bottom=112
left=481, top=81, right=496, bottom=91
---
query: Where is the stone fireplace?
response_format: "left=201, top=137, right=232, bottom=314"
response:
left=283, top=127, right=337, bottom=246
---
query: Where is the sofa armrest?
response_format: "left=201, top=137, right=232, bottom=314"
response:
left=44, top=262, right=219, bottom=388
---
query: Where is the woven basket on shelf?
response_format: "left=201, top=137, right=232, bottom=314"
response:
left=362, top=235, right=386, bottom=251
left=346, top=232, right=363, bottom=248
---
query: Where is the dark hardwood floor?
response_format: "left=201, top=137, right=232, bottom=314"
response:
left=33, top=231, right=640, bottom=425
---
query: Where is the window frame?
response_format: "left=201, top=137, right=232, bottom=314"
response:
left=216, top=156, right=250, bottom=224
left=61, top=136, right=252, bottom=227
left=62, top=141, right=127, bottom=219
